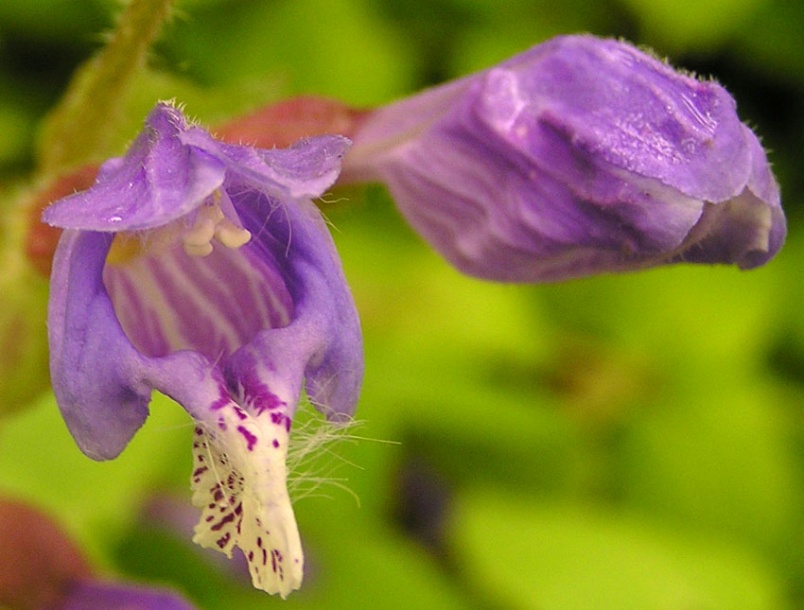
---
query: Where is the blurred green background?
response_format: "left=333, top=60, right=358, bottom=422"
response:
left=1, top=0, right=803, bottom=608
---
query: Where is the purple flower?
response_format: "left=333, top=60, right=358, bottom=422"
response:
left=343, top=35, right=785, bottom=282
left=42, top=102, right=363, bottom=597
left=59, top=581, right=197, bottom=610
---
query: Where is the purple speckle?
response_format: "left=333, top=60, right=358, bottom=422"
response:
left=209, top=391, right=230, bottom=412
left=211, top=511, right=236, bottom=532
left=272, top=438, right=280, bottom=449
left=216, top=532, right=231, bottom=549
left=270, top=411, right=291, bottom=431
left=253, top=392, right=286, bottom=414
left=271, top=549, right=284, bottom=580
left=237, top=425, right=258, bottom=451
left=239, top=362, right=287, bottom=415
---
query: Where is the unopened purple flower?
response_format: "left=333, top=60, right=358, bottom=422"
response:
left=43, top=102, right=363, bottom=597
left=343, top=35, right=785, bottom=282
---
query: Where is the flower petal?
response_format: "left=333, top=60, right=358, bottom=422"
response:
left=45, top=101, right=363, bottom=599
left=190, top=408, right=302, bottom=597
left=486, top=38, right=752, bottom=203
left=103, top=235, right=294, bottom=361
left=43, top=104, right=226, bottom=232
left=47, top=230, right=151, bottom=460
left=229, top=193, right=364, bottom=420
left=180, top=127, right=350, bottom=200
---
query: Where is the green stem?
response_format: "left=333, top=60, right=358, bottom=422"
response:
left=37, top=0, right=175, bottom=174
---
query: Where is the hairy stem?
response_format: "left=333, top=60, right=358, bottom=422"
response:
left=37, top=0, right=176, bottom=174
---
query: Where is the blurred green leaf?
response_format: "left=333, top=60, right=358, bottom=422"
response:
left=0, top=0, right=111, bottom=42
left=537, top=262, right=783, bottom=376
left=619, top=0, right=768, bottom=54
left=618, top=375, right=803, bottom=557
left=453, top=491, right=787, bottom=610
left=0, top=392, right=191, bottom=563
left=446, top=0, right=620, bottom=77
left=0, top=104, right=34, bottom=169
left=159, top=0, right=415, bottom=104
left=733, top=0, right=804, bottom=84
left=0, top=265, right=49, bottom=416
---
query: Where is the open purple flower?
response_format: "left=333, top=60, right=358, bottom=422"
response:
left=343, top=35, right=785, bottom=282
left=43, top=102, right=363, bottom=597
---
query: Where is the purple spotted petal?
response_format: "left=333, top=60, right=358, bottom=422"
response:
left=344, top=35, right=785, bottom=281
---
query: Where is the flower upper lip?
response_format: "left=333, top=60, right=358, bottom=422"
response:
left=42, top=105, right=349, bottom=233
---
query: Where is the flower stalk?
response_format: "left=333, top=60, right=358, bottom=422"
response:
left=37, top=0, right=177, bottom=174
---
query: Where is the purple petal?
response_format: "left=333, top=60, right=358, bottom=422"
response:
left=181, top=128, right=351, bottom=199
left=226, top=195, right=363, bottom=420
left=103, top=232, right=295, bottom=361
left=48, top=230, right=151, bottom=460
left=487, top=38, right=752, bottom=203
left=43, top=105, right=226, bottom=232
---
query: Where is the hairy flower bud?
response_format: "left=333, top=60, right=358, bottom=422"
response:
left=344, top=35, right=785, bottom=282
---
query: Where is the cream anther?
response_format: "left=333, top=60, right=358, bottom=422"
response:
left=215, top=219, right=252, bottom=249
left=182, top=197, right=252, bottom=257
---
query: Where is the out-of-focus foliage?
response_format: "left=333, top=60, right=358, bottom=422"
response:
left=1, top=0, right=802, bottom=608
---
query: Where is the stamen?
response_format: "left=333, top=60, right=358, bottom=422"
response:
left=182, top=194, right=252, bottom=257
left=107, top=191, right=253, bottom=264
left=215, top=219, right=252, bottom=249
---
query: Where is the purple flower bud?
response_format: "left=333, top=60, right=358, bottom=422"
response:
left=343, top=35, right=785, bottom=282
left=43, top=102, right=363, bottom=597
